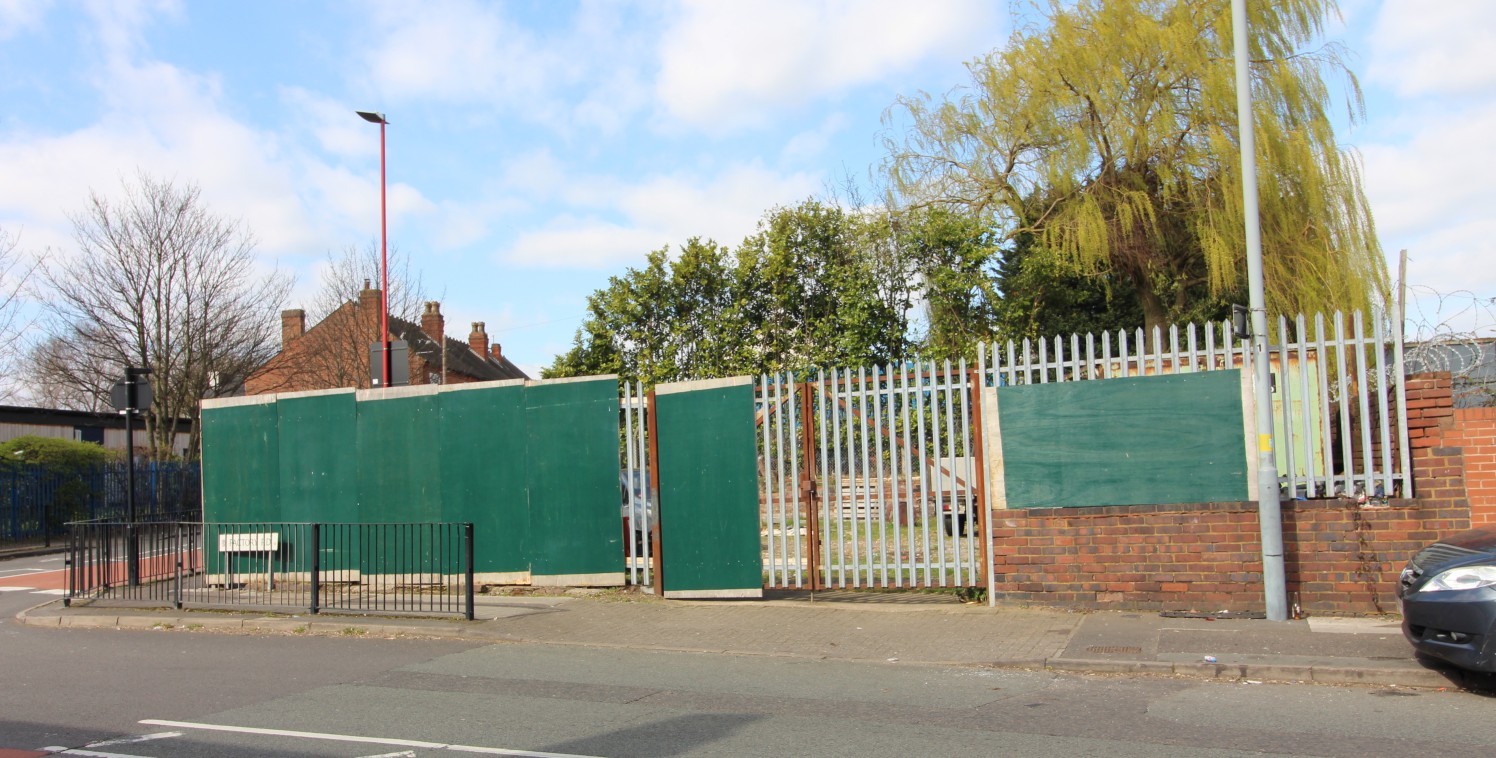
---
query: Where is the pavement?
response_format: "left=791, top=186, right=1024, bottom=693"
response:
left=15, top=584, right=1491, bottom=693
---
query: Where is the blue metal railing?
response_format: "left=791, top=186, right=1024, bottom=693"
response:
left=0, top=462, right=201, bottom=547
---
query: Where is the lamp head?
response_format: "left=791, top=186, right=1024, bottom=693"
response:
left=356, top=110, right=388, bottom=125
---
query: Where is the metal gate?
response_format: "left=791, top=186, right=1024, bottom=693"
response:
left=758, top=360, right=987, bottom=590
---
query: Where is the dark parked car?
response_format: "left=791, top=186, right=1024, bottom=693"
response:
left=1397, top=525, right=1496, bottom=672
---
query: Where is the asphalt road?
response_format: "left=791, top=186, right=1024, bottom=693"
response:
left=2, top=553, right=1492, bottom=758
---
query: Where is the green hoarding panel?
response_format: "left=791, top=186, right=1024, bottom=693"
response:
left=440, top=382, right=529, bottom=575
left=278, top=391, right=359, bottom=522
left=357, top=390, right=442, bottom=523
left=200, top=399, right=280, bottom=524
left=357, top=389, right=443, bottom=573
left=998, top=370, right=1249, bottom=509
left=525, top=378, right=623, bottom=580
left=654, top=379, right=762, bottom=597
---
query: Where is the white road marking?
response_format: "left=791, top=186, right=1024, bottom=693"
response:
left=0, top=586, right=35, bottom=592
left=140, top=719, right=605, bottom=758
left=39, top=748, right=154, bottom=758
left=87, top=732, right=184, bottom=747
left=32, top=589, right=66, bottom=595
left=0, top=568, right=46, bottom=576
left=358, top=752, right=418, bottom=758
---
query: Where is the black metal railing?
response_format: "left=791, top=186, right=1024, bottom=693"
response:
left=65, top=521, right=474, bottom=620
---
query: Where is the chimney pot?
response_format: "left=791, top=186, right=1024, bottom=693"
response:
left=468, top=321, right=489, bottom=357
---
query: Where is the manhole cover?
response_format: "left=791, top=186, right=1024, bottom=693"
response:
left=1086, top=645, right=1143, bottom=654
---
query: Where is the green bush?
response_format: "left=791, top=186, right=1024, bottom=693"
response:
left=0, top=435, right=118, bottom=471
left=0, top=436, right=120, bottom=528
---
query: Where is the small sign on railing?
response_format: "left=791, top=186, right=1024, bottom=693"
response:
left=217, top=532, right=279, bottom=553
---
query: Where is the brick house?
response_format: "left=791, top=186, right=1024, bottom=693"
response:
left=244, top=284, right=527, bottom=395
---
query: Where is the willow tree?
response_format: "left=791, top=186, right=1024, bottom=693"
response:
left=886, top=0, right=1388, bottom=335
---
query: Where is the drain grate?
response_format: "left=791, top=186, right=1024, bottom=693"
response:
left=1086, top=645, right=1143, bottom=654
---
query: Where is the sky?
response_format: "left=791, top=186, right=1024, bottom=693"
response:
left=0, top=0, right=1492, bottom=383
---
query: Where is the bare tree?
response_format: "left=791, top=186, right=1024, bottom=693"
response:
left=250, top=242, right=435, bottom=392
left=33, top=172, right=293, bottom=458
left=0, top=227, right=39, bottom=401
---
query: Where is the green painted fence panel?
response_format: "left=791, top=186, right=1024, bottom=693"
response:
left=357, top=389, right=442, bottom=523
left=357, top=388, right=443, bottom=573
left=439, top=381, right=529, bottom=575
left=524, top=378, right=622, bottom=581
left=200, top=398, right=282, bottom=578
left=999, top=370, right=1249, bottom=509
left=654, top=378, right=762, bottom=598
left=278, top=390, right=359, bottom=570
left=200, top=398, right=279, bottom=524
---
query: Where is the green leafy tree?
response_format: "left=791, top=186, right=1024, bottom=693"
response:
left=886, top=0, right=1388, bottom=335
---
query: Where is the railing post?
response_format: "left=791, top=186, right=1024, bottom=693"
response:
left=464, top=522, right=475, bottom=622
left=173, top=522, right=184, bottom=609
left=309, top=523, right=321, bottom=615
left=63, top=522, right=75, bottom=607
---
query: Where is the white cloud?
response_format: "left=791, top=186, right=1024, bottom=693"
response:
left=0, top=0, right=50, bottom=39
left=1362, top=99, right=1496, bottom=334
left=363, top=1, right=564, bottom=104
left=781, top=112, right=851, bottom=163
left=1367, top=0, right=1496, bottom=97
left=655, top=0, right=998, bottom=130
left=502, top=162, right=820, bottom=268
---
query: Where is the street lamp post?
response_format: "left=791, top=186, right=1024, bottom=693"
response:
left=356, top=110, right=391, bottom=388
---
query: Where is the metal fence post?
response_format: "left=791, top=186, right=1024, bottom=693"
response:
left=309, top=523, right=321, bottom=615
left=173, top=522, right=184, bottom=609
left=464, top=522, right=475, bottom=621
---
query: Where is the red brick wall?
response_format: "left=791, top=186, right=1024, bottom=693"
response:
left=987, top=371, right=1479, bottom=615
left=988, top=494, right=1462, bottom=614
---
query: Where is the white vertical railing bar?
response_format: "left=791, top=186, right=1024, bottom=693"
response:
left=1007, top=339, right=1017, bottom=387
left=817, top=370, right=831, bottom=589
left=915, top=364, right=932, bottom=586
left=959, top=357, right=977, bottom=579
left=1187, top=323, right=1198, bottom=372
left=1333, top=312, right=1353, bottom=494
left=1051, top=336, right=1063, bottom=383
left=1102, top=331, right=1113, bottom=379
left=1393, top=306, right=1413, bottom=497
left=899, top=363, right=916, bottom=587
left=777, top=375, right=789, bottom=586
left=941, top=359, right=958, bottom=585
left=1314, top=314, right=1334, bottom=498
left=875, top=365, right=890, bottom=587
left=1086, top=332, right=1097, bottom=380
left=1295, top=314, right=1318, bottom=497
left=1276, top=315, right=1298, bottom=498
left=858, top=367, right=874, bottom=587
left=622, top=381, right=638, bottom=586
left=1147, top=327, right=1159, bottom=375
left=1038, top=337, right=1049, bottom=384
left=832, top=368, right=849, bottom=588
left=1373, top=315, right=1393, bottom=498
left=1168, top=325, right=1180, bottom=374
left=1353, top=311, right=1375, bottom=497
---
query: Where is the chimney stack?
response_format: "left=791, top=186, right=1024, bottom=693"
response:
left=490, top=343, right=503, bottom=363
left=280, top=309, right=305, bottom=346
left=420, top=301, right=444, bottom=345
left=468, top=322, right=489, bottom=357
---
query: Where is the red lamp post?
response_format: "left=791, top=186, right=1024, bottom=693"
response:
left=356, top=110, right=391, bottom=388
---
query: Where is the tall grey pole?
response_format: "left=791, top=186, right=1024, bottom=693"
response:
left=1232, top=0, right=1287, bottom=621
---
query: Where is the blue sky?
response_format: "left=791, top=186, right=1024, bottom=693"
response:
left=1, top=1, right=1492, bottom=381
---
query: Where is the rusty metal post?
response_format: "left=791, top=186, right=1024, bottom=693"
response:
left=645, top=388, right=664, bottom=596
left=798, top=382, right=823, bottom=590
